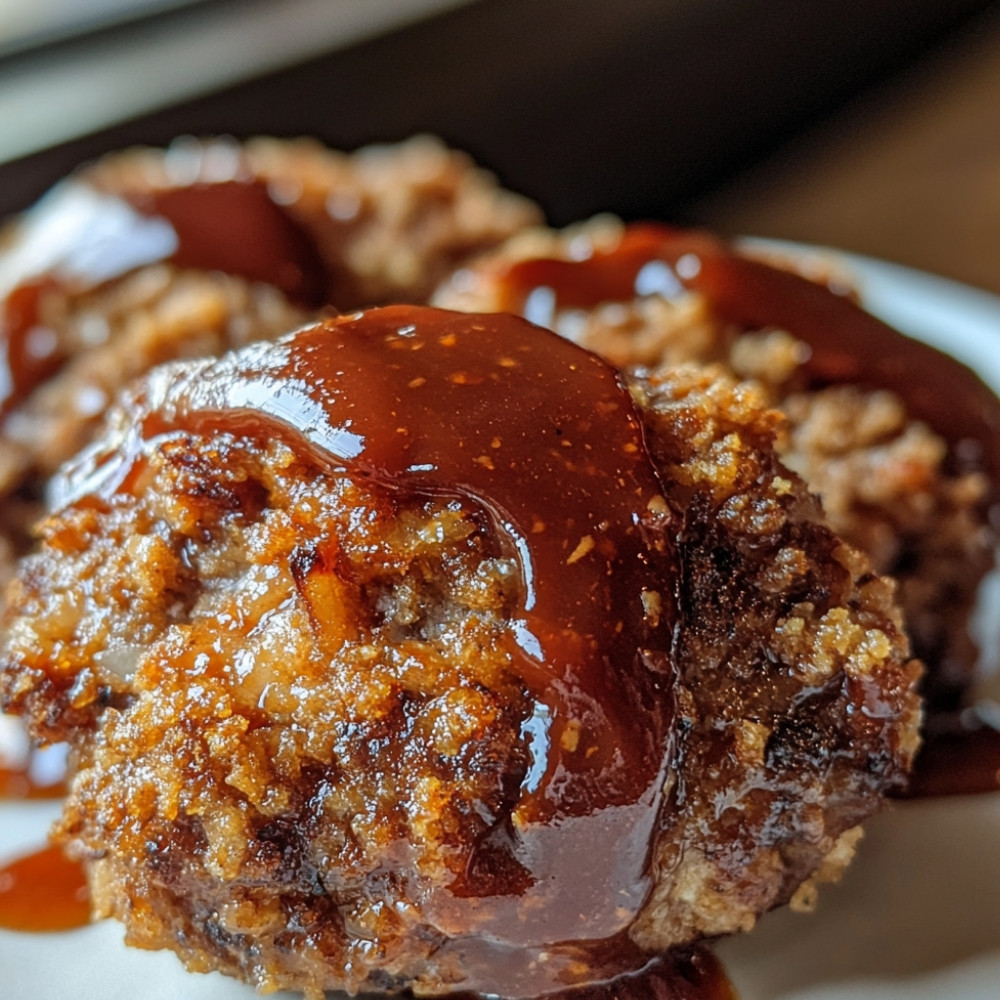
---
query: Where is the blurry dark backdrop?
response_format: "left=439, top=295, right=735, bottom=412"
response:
left=0, top=0, right=996, bottom=226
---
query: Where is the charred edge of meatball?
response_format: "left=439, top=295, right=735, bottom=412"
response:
left=631, top=365, right=921, bottom=948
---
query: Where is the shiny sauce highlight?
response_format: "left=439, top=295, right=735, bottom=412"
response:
left=0, top=843, right=89, bottom=932
left=0, top=170, right=328, bottom=415
left=59, top=304, right=679, bottom=978
left=493, top=223, right=1000, bottom=489
left=493, top=223, right=1000, bottom=797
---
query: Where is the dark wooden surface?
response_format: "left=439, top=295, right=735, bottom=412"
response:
left=0, top=0, right=995, bottom=229
left=691, top=3, right=1000, bottom=295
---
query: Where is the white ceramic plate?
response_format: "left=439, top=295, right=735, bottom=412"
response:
left=3, top=246, right=1000, bottom=999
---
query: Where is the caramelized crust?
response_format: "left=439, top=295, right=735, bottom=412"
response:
left=6, top=434, right=533, bottom=996
left=435, top=221, right=993, bottom=709
left=0, top=314, right=919, bottom=998
left=634, top=365, right=920, bottom=945
left=0, top=137, right=540, bottom=586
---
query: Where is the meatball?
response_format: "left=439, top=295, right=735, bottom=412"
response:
left=0, top=306, right=920, bottom=998
left=0, top=136, right=539, bottom=585
left=434, top=221, right=998, bottom=713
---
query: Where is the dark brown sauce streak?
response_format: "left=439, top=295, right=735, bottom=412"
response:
left=905, top=716, right=1000, bottom=798
left=443, top=948, right=736, bottom=1000
left=559, top=948, right=736, bottom=1000
left=496, top=223, right=1000, bottom=491
left=59, top=305, right=678, bottom=977
left=495, top=222, right=1000, bottom=797
left=129, top=183, right=328, bottom=307
left=0, top=280, right=67, bottom=417
left=0, top=174, right=328, bottom=416
left=0, top=843, right=89, bottom=932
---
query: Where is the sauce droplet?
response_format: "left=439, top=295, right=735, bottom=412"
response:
left=0, top=843, right=89, bottom=932
left=905, top=717, right=1000, bottom=798
left=0, top=722, right=68, bottom=801
left=0, top=761, right=66, bottom=800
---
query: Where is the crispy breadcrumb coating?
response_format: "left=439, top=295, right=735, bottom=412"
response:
left=0, top=312, right=920, bottom=998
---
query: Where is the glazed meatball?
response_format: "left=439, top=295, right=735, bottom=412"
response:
left=0, top=136, right=539, bottom=585
left=435, top=222, right=998, bottom=713
left=0, top=306, right=920, bottom=998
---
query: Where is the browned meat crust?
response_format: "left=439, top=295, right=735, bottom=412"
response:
left=0, top=310, right=919, bottom=998
left=0, top=136, right=540, bottom=587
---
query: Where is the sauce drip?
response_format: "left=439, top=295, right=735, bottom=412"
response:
left=494, top=223, right=1000, bottom=489
left=559, top=948, right=737, bottom=1000
left=444, top=947, right=736, bottom=1000
left=0, top=721, right=68, bottom=800
left=0, top=280, right=66, bottom=417
left=0, top=169, right=328, bottom=415
left=59, top=304, right=679, bottom=970
left=127, top=183, right=328, bottom=307
left=0, top=843, right=89, bottom=932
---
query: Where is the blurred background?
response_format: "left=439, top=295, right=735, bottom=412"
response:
left=2, top=0, right=1000, bottom=291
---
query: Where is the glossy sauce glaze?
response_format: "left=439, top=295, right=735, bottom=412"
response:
left=0, top=836, right=733, bottom=1000
left=0, top=170, right=328, bottom=415
left=0, top=843, right=89, bottom=932
left=2, top=220, right=998, bottom=994
left=556, top=949, right=735, bottom=1000
left=492, top=222, right=1000, bottom=796
left=59, top=304, right=680, bottom=977
left=493, top=223, right=1000, bottom=490
left=443, top=948, right=736, bottom=1000
left=0, top=839, right=735, bottom=1000
left=907, top=714, right=1000, bottom=798
left=0, top=735, right=83, bottom=932
left=0, top=844, right=735, bottom=1000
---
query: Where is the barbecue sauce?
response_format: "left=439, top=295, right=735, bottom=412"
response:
left=56, top=304, right=680, bottom=988
left=442, top=949, right=736, bottom=1000
left=69, top=306, right=679, bottom=825
left=0, top=169, right=328, bottom=415
left=547, top=949, right=736, bottom=1000
left=493, top=223, right=1000, bottom=488
left=3, top=220, right=1000, bottom=995
left=0, top=840, right=735, bottom=1000
left=0, top=760, right=65, bottom=800
left=906, top=717, right=1000, bottom=798
left=0, top=844, right=88, bottom=932
left=491, top=222, right=1000, bottom=797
